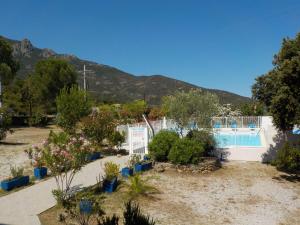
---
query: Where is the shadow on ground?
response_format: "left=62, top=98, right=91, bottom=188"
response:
left=0, top=142, right=28, bottom=146
left=272, top=174, right=300, bottom=183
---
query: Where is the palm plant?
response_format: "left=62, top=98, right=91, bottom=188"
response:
left=125, top=174, right=158, bottom=198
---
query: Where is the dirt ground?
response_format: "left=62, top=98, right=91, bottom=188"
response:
left=39, top=162, right=300, bottom=225
left=141, top=162, right=300, bottom=225
left=0, top=126, right=60, bottom=180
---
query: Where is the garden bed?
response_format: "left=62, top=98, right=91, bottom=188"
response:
left=154, top=157, right=221, bottom=174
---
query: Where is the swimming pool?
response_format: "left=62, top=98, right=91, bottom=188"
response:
left=214, top=132, right=262, bottom=148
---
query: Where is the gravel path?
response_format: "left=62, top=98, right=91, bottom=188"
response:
left=0, top=155, right=128, bottom=225
left=141, top=161, right=300, bottom=225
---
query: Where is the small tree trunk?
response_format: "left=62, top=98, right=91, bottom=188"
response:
left=284, top=130, right=288, bottom=142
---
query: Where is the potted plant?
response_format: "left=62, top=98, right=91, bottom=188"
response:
left=103, top=161, right=120, bottom=193
left=130, top=154, right=144, bottom=173
left=1, top=166, right=29, bottom=191
left=86, top=150, right=101, bottom=161
left=79, top=199, right=93, bottom=214
left=141, top=158, right=153, bottom=171
left=25, top=144, right=48, bottom=180
left=121, top=154, right=139, bottom=177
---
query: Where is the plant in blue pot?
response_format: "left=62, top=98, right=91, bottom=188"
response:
left=121, top=155, right=138, bottom=178
left=130, top=154, right=143, bottom=173
left=25, top=144, right=48, bottom=180
left=1, top=166, right=29, bottom=191
left=103, top=161, right=120, bottom=193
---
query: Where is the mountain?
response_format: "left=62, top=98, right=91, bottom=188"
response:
left=1, top=36, right=250, bottom=105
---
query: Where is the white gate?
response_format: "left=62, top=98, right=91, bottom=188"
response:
left=128, top=127, right=148, bottom=155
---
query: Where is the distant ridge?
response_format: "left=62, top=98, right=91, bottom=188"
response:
left=1, top=35, right=250, bottom=105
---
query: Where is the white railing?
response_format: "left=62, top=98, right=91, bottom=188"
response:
left=212, top=116, right=262, bottom=129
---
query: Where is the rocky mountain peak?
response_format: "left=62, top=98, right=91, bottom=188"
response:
left=41, top=48, right=56, bottom=58
left=12, top=38, right=34, bottom=57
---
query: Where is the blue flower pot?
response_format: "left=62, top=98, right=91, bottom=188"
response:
left=79, top=200, right=93, bottom=214
left=134, top=163, right=143, bottom=173
left=142, top=161, right=152, bottom=171
left=1, top=176, right=30, bottom=191
left=87, top=152, right=101, bottom=161
left=34, top=167, right=47, bottom=180
left=121, top=167, right=133, bottom=177
left=143, top=155, right=150, bottom=161
left=15, top=176, right=29, bottom=187
left=103, top=177, right=118, bottom=193
left=1, top=179, right=16, bottom=191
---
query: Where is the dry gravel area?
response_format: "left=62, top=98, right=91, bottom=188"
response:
left=0, top=126, right=60, bottom=180
left=140, top=162, right=300, bottom=225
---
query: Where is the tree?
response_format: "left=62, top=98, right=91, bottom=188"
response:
left=33, top=59, right=78, bottom=112
left=81, top=109, right=117, bottom=147
left=121, top=100, right=146, bottom=123
left=162, top=89, right=219, bottom=135
left=22, top=75, right=47, bottom=123
left=216, top=103, right=241, bottom=117
left=148, top=106, right=165, bottom=120
left=240, top=101, right=265, bottom=116
left=56, top=85, right=92, bottom=133
left=26, top=131, right=94, bottom=205
left=252, top=33, right=300, bottom=136
left=0, top=107, right=13, bottom=140
left=0, top=38, right=19, bottom=140
left=0, top=38, right=19, bottom=85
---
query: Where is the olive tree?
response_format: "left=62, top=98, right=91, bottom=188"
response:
left=162, top=89, right=219, bottom=136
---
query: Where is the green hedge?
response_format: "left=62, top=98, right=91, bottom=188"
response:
left=168, top=138, right=205, bottom=165
left=186, top=130, right=216, bottom=156
left=272, top=142, right=300, bottom=173
left=148, top=130, right=179, bottom=161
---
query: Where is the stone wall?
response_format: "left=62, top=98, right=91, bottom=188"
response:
left=154, top=157, right=221, bottom=174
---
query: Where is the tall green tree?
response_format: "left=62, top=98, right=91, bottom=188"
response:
left=56, top=85, right=92, bottom=133
left=0, top=38, right=19, bottom=140
left=162, top=89, right=219, bottom=135
left=121, top=100, right=146, bottom=122
left=32, top=59, right=78, bottom=112
left=252, top=32, right=300, bottom=137
left=0, top=38, right=19, bottom=85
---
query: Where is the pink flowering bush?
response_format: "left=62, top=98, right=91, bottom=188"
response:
left=26, top=130, right=94, bottom=204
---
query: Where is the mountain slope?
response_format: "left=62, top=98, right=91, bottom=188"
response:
left=1, top=36, right=250, bottom=105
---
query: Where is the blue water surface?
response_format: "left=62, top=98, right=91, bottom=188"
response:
left=214, top=133, right=262, bottom=148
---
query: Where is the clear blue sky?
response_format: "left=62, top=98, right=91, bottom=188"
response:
left=1, top=0, right=300, bottom=97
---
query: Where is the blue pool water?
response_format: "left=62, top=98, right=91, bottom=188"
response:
left=214, top=133, right=262, bottom=148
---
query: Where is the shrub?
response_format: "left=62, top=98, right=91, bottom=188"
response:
left=97, top=201, right=155, bottom=225
left=186, top=130, right=216, bottom=156
left=104, top=162, right=120, bottom=181
left=108, top=131, right=125, bottom=150
left=0, top=107, right=13, bottom=141
left=273, top=142, right=300, bottom=173
left=98, top=215, right=119, bottom=225
left=128, top=154, right=142, bottom=168
left=148, top=130, right=179, bottom=161
left=56, top=85, right=92, bottom=134
left=81, top=109, right=117, bottom=148
left=10, top=165, right=24, bottom=178
left=168, top=138, right=205, bottom=165
left=126, top=174, right=158, bottom=198
left=31, top=131, right=93, bottom=204
left=124, top=201, right=155, bottom=225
